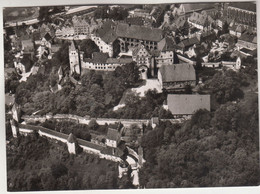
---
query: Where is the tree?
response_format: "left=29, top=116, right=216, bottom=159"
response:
left=78, top=39, right=100, bottom=58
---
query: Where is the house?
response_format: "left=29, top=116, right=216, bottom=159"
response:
left=132, top=44, right=154, bottom=78
left=165, top=94, right=210, bottom=117
left=156, top=36, right=177, bottom=67
left=82, top=52, right=132, bottom=72
left=41, top=32, right=53, bottom=48
left=236, top=31, right=257, bottom=50
left=176, top=37, right=200, bottom=54
left=91, top=20, right=117, bottom=57
left=188, top=12, right=213, bottom=31
left=229, top=24, right=245, bottom=38
left=106, top=128, right=121, bottom=148
left=158, top=63, right=196, bottom=91
left=21, top=39, right=34, bottom=53
left=72, top=16, right=91, bottom=35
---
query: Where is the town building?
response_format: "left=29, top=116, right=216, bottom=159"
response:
left=165, top=94, right=210, bottom=117
left=229, top=23, right=245, bottom=38
left=236, top=31, right=257, bottom=50
left=158, top=63, right=196, bottom=92
left=226, top=2, right=256, bottom=30
left=106, top=128, right=121, bottom=148
left=188, top=12, right=213, bottom=31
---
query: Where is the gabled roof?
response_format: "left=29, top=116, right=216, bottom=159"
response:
left=178, top=37, right=199, bottom=49
left=96, top=20, right=117, bottom=44
left=167, top=94, right=210, bottom=115
left=70, top=40, right=77, bottom=51
left=107, top=128, right=121, bottom=141
left=158, top=36, right=176, bottom=51
left=189, top=12, right=213, bottom=27
left=67, top=133, right=77, bottom=143
left=159, top=63, right=196, bottom=82
left=44, top=32, right=52, bottom=42
left=228, top=2, right=256, bottom=12
left=181, top=3, right=215, bottom=14
left=239, top=32, right=257, bottom=43
left=132, top=44, right=151, bottom=57
left=116, top=23, right=163, bottom=42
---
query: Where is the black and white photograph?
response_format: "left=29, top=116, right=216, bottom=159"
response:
left=2, top=0, right=259, bottom=192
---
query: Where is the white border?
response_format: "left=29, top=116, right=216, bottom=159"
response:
left=0, top=0, right=259, bottom=194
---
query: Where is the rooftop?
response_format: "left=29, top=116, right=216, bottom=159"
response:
left=167, top=94, right=210, bottom=115
left=159, top=63, right=196, bottom=82
left=107, top=128, right=121, bottom=141
left=228, top=2, right=256, bottom=12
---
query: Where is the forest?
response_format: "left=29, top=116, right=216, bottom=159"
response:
left=6, top=133, right=134, bottom=191
left=139, top=92, right=259, bottom=187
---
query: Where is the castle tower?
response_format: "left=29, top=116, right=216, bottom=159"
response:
left=57, top=66, right=64, bottom=82
left=67, top=133, right=77, bottom=154
left=11, top=103, right=21, bottom=123
left=69, top=41, right=82, bottom=75
left=10, top=119, right=19, bottom=138
left=236, top=56, right=241, bottom=70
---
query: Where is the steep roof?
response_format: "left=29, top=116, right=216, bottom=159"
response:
left=239, top=32, right=257, bottom=43
left=159, top=63, right=196, bottom=82
left=158, top=36, right=176, bottom=51
left=107, top=128, right=120, bottom=141
left=167, top=94, right=210, bottom=115
left=228, top=2, right=256, bottom=12
left=44, top=32, right=52, bottom=42
left=116, top=23, right=163, bottom=42
left=178, top=37, right=199, bottom=48
left=70, top=40, right=77, bottom=51
left=96, top=20, right=117, bottom=44
left=67, top=133, right=77, bottom=143
left=182, top=3, right=215, bottom=13
left=189, top=12, right=212, bottom=27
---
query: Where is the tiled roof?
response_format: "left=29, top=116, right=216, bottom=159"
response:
left=158, top=36, right=176, bottom=51
left=44, top=32, right=52, bottom=42
left=107, top=128, right=120, bottom=141
left=189, top=12, right=212, bottom=27
left=106, top=58, right=133, bottom=64
left=228, top=2, right=256, bottom=12
left=96, top=20, right=117, bottom=44
left=67, top=133, right=77, bottom=143
left=116, top=23, right=163, bottom=42
left=167, top=94, right=210, bottom=115
left=77, top=138, right=105, bottom=151
left=178, top=37, right=199, bottom=48
left=182, top=3, right=215, bottom=13
left=239, top=32, right=257, bottom=43
left=159, top=63, right=196, bottom=82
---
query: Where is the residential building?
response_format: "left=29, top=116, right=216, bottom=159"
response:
left=165, top=94, right=210, bottom=117
left=158, top=63, right=196, bottom=91
left=176, top=37, right=200, bottom=54
left=236, top=31, right=257, bottom=50
left=91, top=20, right=116, bottom=57
left=188, top=12, right=213, bottom=31
left=106, top=128, right=121, bottom=148
left=229, top=23, right=245, bottom=38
